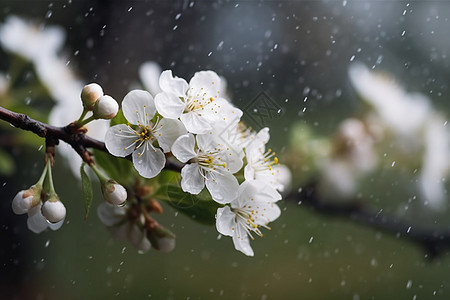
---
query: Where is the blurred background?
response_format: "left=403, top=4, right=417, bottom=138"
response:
left=1, top=0, right=450, bottom=299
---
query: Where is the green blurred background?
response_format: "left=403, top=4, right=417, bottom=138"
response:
left=1, top=1, right=450, bottom=299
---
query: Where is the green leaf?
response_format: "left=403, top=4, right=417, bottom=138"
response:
left=80, top=163, right=93, bottom=220
left=92, top=149, right=134, bottom=185
left=155, top=184, right=221, bottom=225
left=110, top=109, right=127, bottom=126
left=0, top=148, right=15, bottom=176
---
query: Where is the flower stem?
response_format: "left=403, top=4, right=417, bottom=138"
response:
left=46, top=160, right=56, bottom=194
left=76, top=115, right=96, bottom=127
left=76, top=108, right=89, bottom=124
left=90, top=163, right=109, bottom=184
left=36, top=161, right=49, bottom=186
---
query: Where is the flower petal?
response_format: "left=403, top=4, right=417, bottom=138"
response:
left=132, top=142, right=165, bottom=178
left=159, top=70, right=188, bottom=97
left=181, top=163, right=205, bottom=194
left=97, top=202, right=127, bottom=227
left=105, top=124, right=138, bottom=157
left=155, top=118, right=187, bottom=153
left=188, top=70, right=221, bottom=101
left=232, top=231, right=254, bottom=256
left=171, top=133, right=197, bottom=163
left=216, top=206, right=236, bottom=237
left=180, top=111, right=212, bottom=134
left=154, top=92, right=185, bottom=119
left=139, top=61, right=162, bottom=96
left=27, top=204, right=48, bottom=234
left=122, top=90, right=156, bottom=125
left=206, top=173, right=239, bottom=204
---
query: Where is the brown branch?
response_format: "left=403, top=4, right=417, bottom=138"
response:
left=0, top=106, right=183, bottom=171
left=289, top=183, right=450, bottom=259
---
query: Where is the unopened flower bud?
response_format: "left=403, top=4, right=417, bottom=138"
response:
left=102, top=180, right=127, bottom=206
left=41, top=194, right=66, bottom=223
left=81, top=83, right=103, bottom=110
left=93, top=95, right=119, bottom=119
left=12, top=185, right=41, bottom=215
left=147, top=224, right=176, bottom=253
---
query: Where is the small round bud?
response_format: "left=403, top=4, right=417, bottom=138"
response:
left=93, top=95, right=119, bottom=119
left=42, top=197, right=66, bottom=223
left=81, top=83, right=103, bottom=110
left=12, top=185, right=41, bottom=215
left=102, top=180, right=127, bottom=206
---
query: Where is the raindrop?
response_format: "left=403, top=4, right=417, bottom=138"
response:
left=45, top=10, right=53, bottom=19
left=391, top=161, right=396, bottom=167
left=127, top=7, right=133, bottom=12
left=406, top=280, right=413, bottom=289
left=342, top=0, right=347, bottom=7
left=401, top=30, right=406, bottom=37
left=173, top=25, right=178, bottom=30
left=45, top=240, right=50, bottom=247
left=407, top=226, right=411, bottom=233
left=350, top=55, right=355, bottom=62
left=74, top=50, right=79, bottom=56
left=38, top=145, right=43, bottom=151
left=208, top=51, right=212, bottom=57
left=175, top=13, right=182, bottom=20
left=308, top=236, right=314, bottom=243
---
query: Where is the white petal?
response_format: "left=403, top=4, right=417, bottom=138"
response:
left=216, top=206, right=236, bottom=237
left=128, top=224, right=151, bottom=252
left=27, top=204, right=48, bottom=234
left=48, top=219, right=65, bottom=231
left=122, top=90, right=156, bottom=126
left=171, top=133, right=197, bottom=163
left=188, top=70, right=221, bottom=100
left=105, top=124, right=138, bottom=157
left=139, top=61, right=162, bottom=96
left=97, top=202, right=126, bottom=226
left=154, top=92, right=185, bottom=119
left=155, top=118, right=187, bottom=153
left=181, top=163, right=205, bottom=194
left=232, top=232, right=254, bottom=256
left=132, top=142, right=165, bottom=178
left=159, top=70, right=188, bottom=97
left=234, top=180, right=281, bottom=209
left=206, top=173, right=239, bottom=204
left=243, top=164, right=255, bottom=181
left=180, top=112, right=212, bottom=134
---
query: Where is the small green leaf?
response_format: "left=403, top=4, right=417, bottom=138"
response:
left=110, top=109, right=127, bottom=126
left=0, top=148, right=15, bottom=176
left=155, top=184, right=221, bottom=225
left=92, top=149, right=134, bottom=185
left=80, top=163, right=93, bottom=220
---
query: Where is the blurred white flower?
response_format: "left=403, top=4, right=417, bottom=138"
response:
left=139, top=61, right=163, bottom=96
left=0, top=15, right=65, bottom=63
left=216, top=180, right=281, bottom=256
left=97, top=202, right=151, bottom=252
left=320, top=118, right=377, bottom=199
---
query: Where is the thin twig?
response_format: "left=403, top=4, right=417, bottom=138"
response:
left=290, top=183, right=450, bottom=259
left=0, top=106, right=183, bottom=171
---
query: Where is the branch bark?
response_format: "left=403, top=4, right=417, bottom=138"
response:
left=290, top=183, right=450, bottom=259
left=0, top=106, right=183, bottom=171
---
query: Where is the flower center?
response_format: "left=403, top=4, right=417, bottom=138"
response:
left=184, top=87, right=216, bottom=113
left=253, top=148, right=279, bottom=172
left=196, top=151, right=226, bottom=170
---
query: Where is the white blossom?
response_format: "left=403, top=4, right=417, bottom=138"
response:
left=171, top=133, right=242, bottom=203
left=244, top=128, right=290, bottom=192
left=0, top=15, right=65, bottom=63
left=105, top=89, right=186, bottom=178
left=97, top=202, right=151, bottom=252
left=216, top=180, right=281, bottom=256
left=154, top=70, right=239, bottom=134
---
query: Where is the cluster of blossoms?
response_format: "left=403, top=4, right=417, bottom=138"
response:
left=105, top=70, right=291, bottom=256
left=11, top=161, right=66, bottom=233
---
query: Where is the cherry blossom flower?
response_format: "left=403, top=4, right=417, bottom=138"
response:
left=216, top=180, right=281, bottom=256
left=171, top=133, right=243, bottom=203
left=244, top=128, right=290, bottom=192
left=154, top=70, right=238, bottom=134
left=97, top=202, right=151, bottom=252
left=105, top=90, right=186, bottom=178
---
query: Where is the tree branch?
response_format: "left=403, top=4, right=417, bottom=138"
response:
left=289, top=183, right=450, bottom=259
left=0, top=106, right=183, bottom=171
